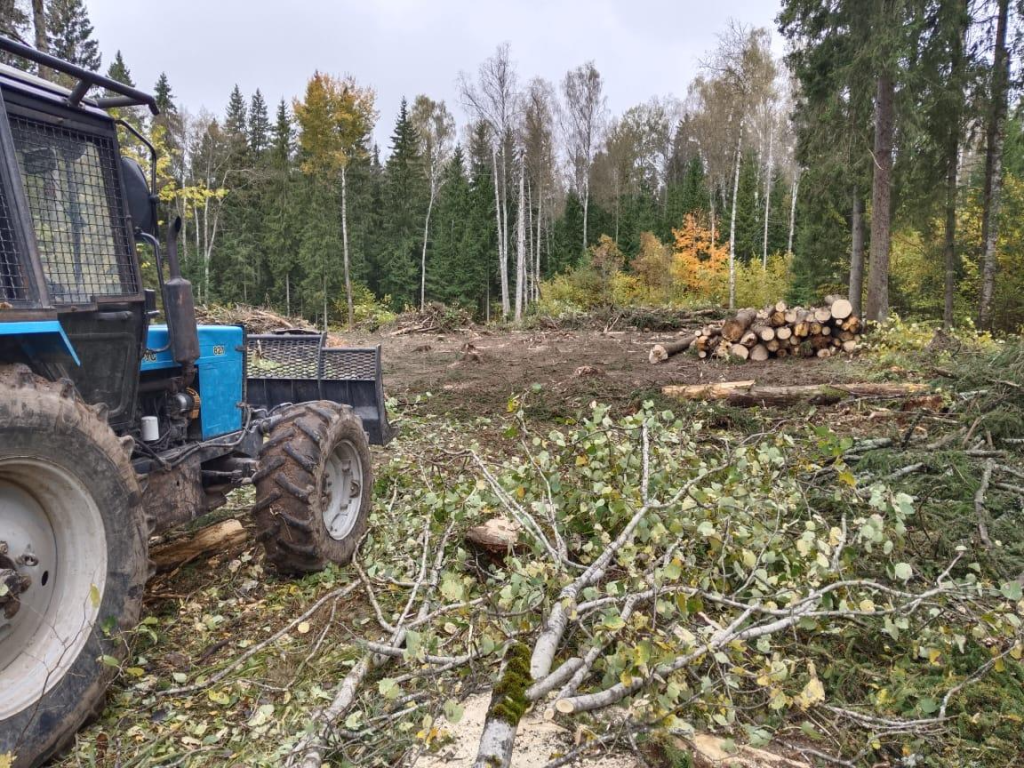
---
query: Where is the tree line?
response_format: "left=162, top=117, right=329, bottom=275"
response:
left=3, top=0, right=1023, bottom=332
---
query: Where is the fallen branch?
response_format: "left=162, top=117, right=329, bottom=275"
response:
left=975, top=459, right=995, bottom=550
left=157, top=581, right=359, bottom=698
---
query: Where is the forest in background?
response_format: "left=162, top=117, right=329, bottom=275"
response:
left=3, top=0, right=1024, bottom=333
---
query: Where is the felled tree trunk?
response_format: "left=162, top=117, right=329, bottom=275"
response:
left=722, top=309, right=757, bottom=342
left=662, top=381, right=927, bottom=408
left=649, top=333, right=699, bottom=364
left=151, top=519, right=247, bottom=572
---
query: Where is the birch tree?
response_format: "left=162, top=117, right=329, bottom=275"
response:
left=699, top=22, right=777, bottom=309
left=410, top=96, right=455, bottom=310
left=460, top=45, right=519, bottom=318
left=561, top=61, right=606, bottom=255
left=522, top=78, right=557, bottom=302
left=293, top=72, right=377, bottom=328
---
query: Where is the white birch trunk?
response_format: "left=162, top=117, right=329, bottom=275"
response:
left=535, top=188, right=543, bottom=302
left=341, top=166, right=353, bottom=328
left=473, top=718, right=517, bottom=768
left=728, top=135, right=742, bottom=311
left=420, top=189, right=435, bottom=311
left=493, top=144, right=510, bottom=318
left=788, top=172, right=799, bottom=255
left=710, top=195, right=716, bottom=245
left=582, top=182, right=589, bottom=254
left=515, top=166, right=526, bottom=321
left=762, top=129, right=774, bottom=267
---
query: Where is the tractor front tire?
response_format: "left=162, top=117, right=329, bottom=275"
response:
left=0, top=365, right=148, bottom=768
left=253, top=402, right=373, bottom=574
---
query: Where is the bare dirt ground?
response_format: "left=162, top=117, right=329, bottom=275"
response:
left=342, top=327, right=860, bottom=420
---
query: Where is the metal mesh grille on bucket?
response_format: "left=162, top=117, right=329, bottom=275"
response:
left=0, top=181, right=25, bottom=302
left=322, top=349, right=377, bottom=380
left=247, top=335, right=322, bottom=379
left=9, top=114, right=137, bottom=303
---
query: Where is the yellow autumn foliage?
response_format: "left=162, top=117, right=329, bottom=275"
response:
left=671, top=214, right=729, bottom=303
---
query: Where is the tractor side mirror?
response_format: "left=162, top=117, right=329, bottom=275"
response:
left=121, top=157, right=158, bottom=238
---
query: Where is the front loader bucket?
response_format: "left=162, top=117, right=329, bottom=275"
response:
left=245, top=333, right=393, bottom=445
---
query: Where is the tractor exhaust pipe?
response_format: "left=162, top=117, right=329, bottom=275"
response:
left=164, top=217, right=200, bottom=378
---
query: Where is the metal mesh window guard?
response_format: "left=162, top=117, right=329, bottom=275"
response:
left=247, top=335, right=322, bottom=379
left=0, top=179, right=25, bottom=302
left=9, top=114, right=137, bottom=303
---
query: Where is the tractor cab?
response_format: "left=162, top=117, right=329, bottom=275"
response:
left=0, top=36, right=389, bottom=768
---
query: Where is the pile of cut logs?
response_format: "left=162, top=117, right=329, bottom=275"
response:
left=650, top=296, right=860, bottom=364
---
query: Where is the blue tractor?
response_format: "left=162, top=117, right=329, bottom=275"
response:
left=0, top=38, right=390, bottom=766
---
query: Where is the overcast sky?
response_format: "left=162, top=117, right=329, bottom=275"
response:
left=86, top=0, right=784, bottom=149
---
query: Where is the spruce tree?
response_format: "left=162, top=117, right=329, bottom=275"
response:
left=224, top=85, right=249, bottom=155
left=154, top=73, right=177, bottom=115
left=0, top=1, right=31, bottom=70
left=271, top=99, right=293, bottom=165
left=47, top=0, right=101, bottom=71
left=380, top=99, right=426, bottom=308
left=467, top=123, right=498, bottom=316
left=732, top=150, right=760, bottom=263
left=430, top=147, right=479, bottom=304
left=248, top=90, right=271, bottom=156
left=105, top=50, right=133, bottom=86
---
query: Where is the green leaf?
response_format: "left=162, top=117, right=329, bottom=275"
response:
left=207, top=689, right=231, bottom=705
left=918, top=697, right=939, bottom=715
left=602, top=615, right=626, bottom=631
left=1001, top=582, right=1023, bottom=601
left=800, top=721, right=824, bottom=741
left=90, top=584, right=101, bottom=609
left=894, top=563, right=912, bottom=582
left=100, top=655, right=120, bottom=669
left=379, top=678, right=400, bottom=700
left=443, top=699, right=465, bottom=724
left=172, top=672, right=188, bottom=684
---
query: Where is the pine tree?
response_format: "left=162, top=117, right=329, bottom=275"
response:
left=248, top=90, right=271, bottom=157
left=47, top=0, right=101, bottom=71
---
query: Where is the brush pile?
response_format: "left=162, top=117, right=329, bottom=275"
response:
left=195, top=304, right=315, bottom=334
left=388, top=302, right=474, bottom=336
left=650, top=295, right=861, bottom=363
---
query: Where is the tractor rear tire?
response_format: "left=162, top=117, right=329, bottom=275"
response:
left=0, top=365, right=148, bottom=768
left=253, top=402, right=373, bottom=574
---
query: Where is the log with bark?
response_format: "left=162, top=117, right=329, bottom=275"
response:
left=648, top=333, right=699, bottom=364
left=662, top=381, right=927, bottom=407
left=647, top=297, right=864, bottom=365
left=150, top=519, right=248, bottom=572
left=722, top=308, right=758, bottom=342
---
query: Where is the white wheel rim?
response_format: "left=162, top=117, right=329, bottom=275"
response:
left=0, top=458, right=107, bottom=719
left=322, top=440, right=363, bottom=541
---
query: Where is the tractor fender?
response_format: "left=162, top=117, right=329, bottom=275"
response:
left=0, top=321, right=80, bottom=366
